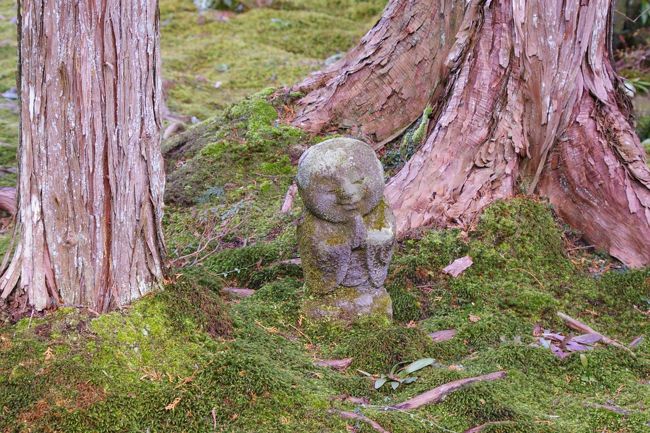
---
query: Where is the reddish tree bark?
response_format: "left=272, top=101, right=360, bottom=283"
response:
left=0, top=0, right=166, bottom=312
left=292, top=0, right=650, bottom=267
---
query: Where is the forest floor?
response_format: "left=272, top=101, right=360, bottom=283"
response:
left=0, top=1, right=649, bottom=433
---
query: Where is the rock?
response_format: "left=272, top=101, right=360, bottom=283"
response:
left=1, top=87, right=18, bottom=100
left=324, top=52, right=344, bottom=66
left=221, top=287, right=255, bottom=298
left=163, top=121, right=186, bottom=140
left=296, top=138, right=396, bottom=322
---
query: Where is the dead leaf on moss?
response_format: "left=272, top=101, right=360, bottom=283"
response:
left=165, top=397, right=182, bottom=411
left=44, top=347, right=54, bottom=362
left=443, top=256, right=473, bottom=277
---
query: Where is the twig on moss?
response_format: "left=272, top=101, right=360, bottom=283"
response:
left=211, top=407, right=218, bottom=431
left=557, top=312, right=634, bottom=355
left=330, top=409, right=392, bottom=433
left=584, top=402, right=635, bottom=416
left=389, top=371, right=507, bottom=411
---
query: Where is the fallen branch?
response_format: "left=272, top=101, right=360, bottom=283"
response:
left=330, top=409, right=391, bottom=433
left=464, top=421, right=514, bottom=433
left=584, top=402, right=633, bottom=416
left=557, top=312, right=634, bottom=355
left=390, top=371, right=507, bottom=411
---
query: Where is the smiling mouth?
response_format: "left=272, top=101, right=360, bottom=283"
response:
left=340, top=203, right=359, bottom=211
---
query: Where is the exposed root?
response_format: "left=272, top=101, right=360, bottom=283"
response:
left=288, top=0, right=650, bottom=267
left=329, top=409, right=392, bottom=433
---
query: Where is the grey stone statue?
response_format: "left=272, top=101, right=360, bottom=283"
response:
left=296, top=137, right=396, bottom=321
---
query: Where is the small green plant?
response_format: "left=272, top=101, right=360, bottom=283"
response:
left=626, top=77, right=650, bottom=95
left=640, top=0, right=650, bottom=25
left=358, top=357, right=436, bottom=391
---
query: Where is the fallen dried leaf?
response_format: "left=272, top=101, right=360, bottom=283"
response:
left=629, top=335, right=644, bottom=348
left=44, top=347, right=54, bottom=362
left=165, top=397, right=181, bottom=411
left=443, top=256, right=473, bottom=277
left=314, top=358, right=353, bottom=371
left=429, top=329, right=457, bottom=343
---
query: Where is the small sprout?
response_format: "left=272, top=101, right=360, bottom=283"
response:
left=365, top=358, right=437, bottom=391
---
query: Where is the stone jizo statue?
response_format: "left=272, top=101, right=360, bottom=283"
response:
left=296, top=137, right=395, bottom=321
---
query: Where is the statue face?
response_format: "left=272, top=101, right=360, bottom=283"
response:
left=297, top=138, right=384, bottom=223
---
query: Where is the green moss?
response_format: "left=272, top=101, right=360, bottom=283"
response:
left=343, top=325, right=435, bottom=373
left=637, top=114, right=650, bottom=141
left=159, top=0, right=385, bottom=120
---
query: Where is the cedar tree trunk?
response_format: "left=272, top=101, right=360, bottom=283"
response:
left=292, top=0, right=650, bottom=268
left=0, top=0, right=166, bottom=312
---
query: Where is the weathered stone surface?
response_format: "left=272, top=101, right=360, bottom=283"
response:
left=296, top=138, right=395, bottom=322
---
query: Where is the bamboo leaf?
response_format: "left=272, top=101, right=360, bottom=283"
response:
left=402, top=358, right=435, bottom=375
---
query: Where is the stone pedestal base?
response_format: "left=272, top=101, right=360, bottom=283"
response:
left=301, top=285, right=393, bottom=323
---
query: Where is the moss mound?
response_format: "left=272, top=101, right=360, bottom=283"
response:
left=3, top=195, right=650, bottom=433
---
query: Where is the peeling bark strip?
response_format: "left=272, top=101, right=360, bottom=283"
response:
left=292, top=0, right=650, bottom=267
left=2, top=0, right=166, bottom=312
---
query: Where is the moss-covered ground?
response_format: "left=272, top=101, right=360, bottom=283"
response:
left=1, top=195, right=648, bottom=432
left=2, top=90, right=649, bottom=431
left=1, top=1, right=649, bottom=432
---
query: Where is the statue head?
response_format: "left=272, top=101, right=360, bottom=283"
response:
left=296, top=138, right=385, bottom=223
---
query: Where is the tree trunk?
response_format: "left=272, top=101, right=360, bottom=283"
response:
left=0, top=0, right=166, bottom=312
left=292, top=0, right=650, bottom=268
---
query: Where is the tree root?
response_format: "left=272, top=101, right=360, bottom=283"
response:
left=330, top=409, right=392, bottom=433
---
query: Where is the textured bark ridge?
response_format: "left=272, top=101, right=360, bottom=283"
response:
left=292, top=0, right=650, bottom=267
left=1, top=0, right=166, bottom=312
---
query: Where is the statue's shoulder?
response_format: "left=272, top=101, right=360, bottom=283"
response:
left=298, top=211, right=351, bottom=248
left=363, top=198, right=396, bottom=231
